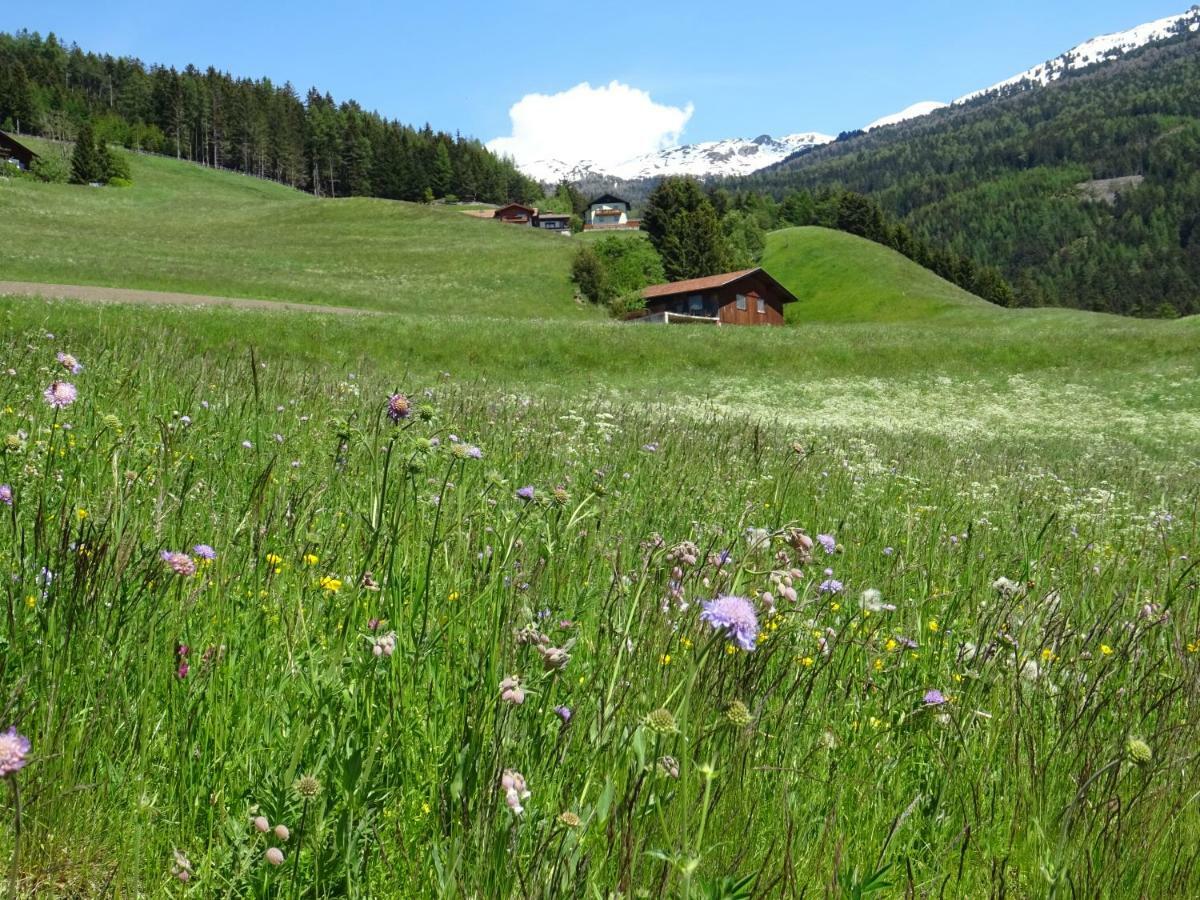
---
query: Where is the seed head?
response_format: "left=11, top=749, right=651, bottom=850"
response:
left=264, top=847, right=284, bottom=866
left=645, top=707, right=678, bottom=735
left=252, top=815, right=270, bottom=833
left=557, top=811, right=582, bottom=828
left=293, top=774, right=322, bottom=799
left=725, top=700, right=753, bottom=727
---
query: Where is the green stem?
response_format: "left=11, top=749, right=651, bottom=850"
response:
left=291, top=798, right=308, bottom=900
left=8, top=776, right=20, bottom=900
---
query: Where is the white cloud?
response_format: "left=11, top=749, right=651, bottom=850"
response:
left=488, top=81, right=694, bottom=171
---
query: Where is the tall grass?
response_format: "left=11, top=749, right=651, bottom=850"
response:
left=0, top=311, right=1196, bottom=897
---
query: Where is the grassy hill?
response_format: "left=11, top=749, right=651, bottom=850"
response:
left=0, top=141, right=584, bottom=319
left=764, top=227, right=998, bottom=323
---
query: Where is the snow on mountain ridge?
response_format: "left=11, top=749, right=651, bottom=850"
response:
left=956, top=6, right=1200, bottom=103
left=609, top=132, right=833, bottom=180
left=864, top=101, right=949, bottom=131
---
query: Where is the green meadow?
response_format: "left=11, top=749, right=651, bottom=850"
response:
left=0, top=149, right=1197, bottom=897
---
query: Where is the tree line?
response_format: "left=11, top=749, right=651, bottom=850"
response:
left=0, top=30, right=542, bottom=204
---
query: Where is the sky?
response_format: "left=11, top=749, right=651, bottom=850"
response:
left=5, top=1, right=1191, bottom=168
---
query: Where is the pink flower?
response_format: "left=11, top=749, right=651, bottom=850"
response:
left=43, top=380, right=77, bottom=409
left=500, top=769, right=530, bottom=815
left=264, top=847, right=284, bottom=865
left=161, top=550, right=196, bottom=577
left=0, top=726, right=31, bottom=776
left=499, top=675, right=525, bottom=705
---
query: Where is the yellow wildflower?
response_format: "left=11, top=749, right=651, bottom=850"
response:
left=303, top=554, right=319, bottom=566
left=319, top=576, right=342, bottom=593
left=1100, top=644, right=1114, bottom=656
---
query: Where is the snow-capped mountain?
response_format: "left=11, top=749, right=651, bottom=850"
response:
left=864, top=101, right=949, bottom=131
left=609, top=133, right=833, bottom=180
left=512, top=7, right=1200, bottom=183
left=956, top=6, right=1200, bottom=103
left=518, top=133, right=832, bottom=183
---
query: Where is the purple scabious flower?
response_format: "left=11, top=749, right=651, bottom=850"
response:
left=700, top=595, right=759, bottom=651
left=466, top=445, right=483, bottom=459
left=43, top=380, right=77, bottom=409
left=817, top=534, right=837, bottom=555
left=55, top=351, right=83, bottom=374
left=0, top=726, right=31, bottom=776
left=923, top=689, right=947, bottom=706
left=818, top=578, right=844, bottom=595
left=386, top=393, right=411, bottom=423
left=882, top=547, right=895, bottom=556
left=193, top=544, right=217, bottom=560
left=0, top=484, right=11, bottom=506
left=160, top=550, right=197, bottom=577
left=516, top=485, right=535, bottom=502
left=554, top=705, right=572, bottom=723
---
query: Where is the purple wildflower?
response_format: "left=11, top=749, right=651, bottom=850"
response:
left=923, top=689, right=947, bottom=706
left=160, top=550, right=197, bottom=577
left=818, top=578, right=844, bottom=595
left=386, top=393, right=411, bottom=423
left=0, top=726, right=31, bottom=776
left=642, top=442, right=659, bottom=452
left=516, top=485, right=535, bottom=502
left=554, top=705, right=572, bottom=723
left=0, top=484, right=11, bottom=506
left=55, top=351, right=83, bottom=374
left=193, top=544, right=217, bottom=560
left=466, top=445, right=483, bottom=459
left=699, top=595, right=759, bottom=651
left=882, top=547, right=894, bottom=556
left=816, top=534, right=837, bottom=555
left=43, top=380, right=77, bottom=409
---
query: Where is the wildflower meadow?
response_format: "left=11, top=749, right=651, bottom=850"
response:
left=0, top=311, right=1197, bottom=898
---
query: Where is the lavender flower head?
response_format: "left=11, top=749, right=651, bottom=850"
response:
left=818, top=578, right=844, bottom=595
left=386, top=392, right=412, bottom=423
left=816, top=533, right=837, bottom=555
left=193, top=544, right=217, bottom=560
left=55, top=351, right=83, bottom=374
left=516, top=485, right=535, bottom=502
left=0, top=484, right=11, bottom=506
left=161, top=550, right=197, bottom=577
left=43, top=380, right=77, bottom=409
left=554, top=705, right=572, bottom=723
left=699, top=595, right=759, bottom=651
left=923, top=689, right=947, bottom=706
left=0, top=726, right=31, bottom=776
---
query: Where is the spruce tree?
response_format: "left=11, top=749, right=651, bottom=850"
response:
left=70, top=122, right=103, bottom=184
left=641, top=177, right=729, bottom=280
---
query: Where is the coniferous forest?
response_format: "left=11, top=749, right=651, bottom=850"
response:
left=0, top=30, right=542, bottom=204
left=743, top=27, right=1200, bottom=316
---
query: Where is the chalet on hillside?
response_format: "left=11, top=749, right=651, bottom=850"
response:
left=585, top=193, right=637, bottom=229
left=0, top=131, right=39, bottom=171
left=630, top=268, right=797, bottom=326
left=493, top=203, right=537, bottom=225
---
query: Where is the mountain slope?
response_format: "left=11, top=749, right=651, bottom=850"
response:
left=764, top=227, right=997, bottom=323
left=743, top=28, right=1200, bottom=316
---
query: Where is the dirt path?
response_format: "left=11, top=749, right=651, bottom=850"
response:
left=0, top=281, right=381, bottom=316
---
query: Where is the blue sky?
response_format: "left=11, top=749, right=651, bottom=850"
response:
left=4, top=0, right=1189, bottom=158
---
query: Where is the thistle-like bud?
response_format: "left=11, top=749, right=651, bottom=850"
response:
left=1125, top=737, right=1152, bottom=766
left=645, top=707, right=678, bottom=735
left=725, top=700, right=753, bottom=728
left=293, top=774, right=322, bottom=799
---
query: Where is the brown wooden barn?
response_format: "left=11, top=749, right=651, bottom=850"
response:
left=492, top=203, right=537, bottom=225
left=632, top=268, right=797, bottom=326
left=0, top=131, right=39, bottom=171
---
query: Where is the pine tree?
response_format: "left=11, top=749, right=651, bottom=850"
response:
left=642, top=177, right=729, bottom=280
left=430, top=141, right=452, bottom=198
left=70, top=121, right=103, bottom=184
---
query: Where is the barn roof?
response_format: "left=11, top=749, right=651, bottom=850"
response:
left=494, top=203, right=537, bottom=215
left=641, top=268, right=798, bottom=303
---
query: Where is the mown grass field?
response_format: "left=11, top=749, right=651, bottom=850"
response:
left=0, top=149, right=1198, bottom=898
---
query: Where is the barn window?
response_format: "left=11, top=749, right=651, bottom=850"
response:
left=756, top=296, right=766, bottom=314
left=689, top=294, right=704, bottom=313
left=736, top=294, right=747, bottom=311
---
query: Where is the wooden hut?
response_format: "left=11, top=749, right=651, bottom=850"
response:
left=0, top=131, right=39, bottom=171
left=632, top=268, right=797, bottom=326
